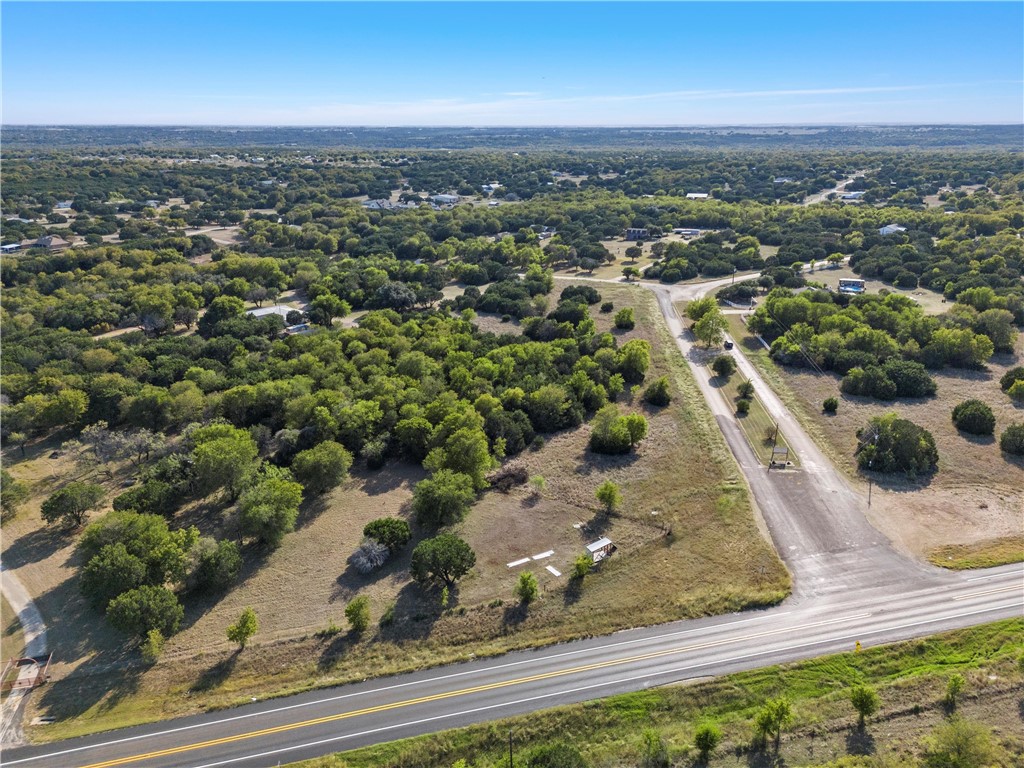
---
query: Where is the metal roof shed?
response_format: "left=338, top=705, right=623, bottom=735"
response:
left=586, top=537, right=615, bottom=563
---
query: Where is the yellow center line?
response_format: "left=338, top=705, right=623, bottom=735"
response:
left=75, top=613, right=866, bottom=768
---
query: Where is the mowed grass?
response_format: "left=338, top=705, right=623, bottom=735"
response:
left=13, top=283, right=789, bottom=743
left=928, top=535, right=1024, bottom=570
left=290, top=619, right=1024, bottom=768
left=714, top=368, right=797, bottom=466
left=725, top=313, right=1024, bottom=563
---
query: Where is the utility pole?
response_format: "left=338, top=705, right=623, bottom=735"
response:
left=767, top=421, right=779, bottom=472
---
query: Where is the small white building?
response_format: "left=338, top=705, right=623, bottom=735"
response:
left=586, top=537, right=616, bottom=563
left=246, top=305, right=293, bottom=320
left=673, top=228, right=702, bottom=237
left=431, top=194, right=460, bottom=205
left=685, top=192, right=709, bottom=199
left=878, top=224, right=907, bottom=236
left=773, top=177, right=794, bottom=184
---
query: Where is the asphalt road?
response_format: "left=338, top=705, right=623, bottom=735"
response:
left=4, top=566, right=1020, bottom=768
left=4, top=272, right=1021, bottom=768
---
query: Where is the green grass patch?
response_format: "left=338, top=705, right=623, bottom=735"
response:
left=289, top=619, right=1024, bottom=768
left=928, top=535, right=1024, bottom=569
left=715, top=368, right=797, bottom=467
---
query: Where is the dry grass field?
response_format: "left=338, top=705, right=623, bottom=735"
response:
left=726, top=314, right=1024, bottom=566
left=4, top=283, right=788, bottom=742
left=1, top=595, right=25, bottom=663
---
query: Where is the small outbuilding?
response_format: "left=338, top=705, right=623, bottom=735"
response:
left=586, top=537, right=616, bottom=563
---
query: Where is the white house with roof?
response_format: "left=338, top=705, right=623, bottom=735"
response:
left=878, top=224, right=907, bottom=236
left=685, top=192, right=709, bottom=199
left=246, top=305, right=294, bottom=320
left=431, top=194, right=460, bottom=205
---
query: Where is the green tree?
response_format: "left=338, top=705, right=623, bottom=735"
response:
left=40, top=482, right=104, bottom=528
left=107, top=585, right=184, bottom=638
left=424, top=427, right=495, bottom=490
left=595, top=479, right=622, bottom=514
left=856, top=413, right=939, bottom=475
left=516, top=571, right=539, bottom=604
left=1, top=469, right=30, bottom=523
left=686, top=297, right=718, bottom=322
left=410, top=534, right=476, bottom=588
left=617, top=339, right=651, bottom=382
left=849, top=684, right=880, bottom=728
left=754, top=697, right=792, bottom=751
left=922, top=716, right=995, bottom=768
left=189, top=538, right=242, bottom=592
left=80, top=542, right=147, bottom=609
left=412, top=469, right=476, bottom=527
left=345, top=596, right=370, bottom=634
left=693, top=723, right=722, bottom=761
left=238, top=472, right=303, bottom=548
left=192, top=426, right=258, bottom=501
left=711, top=355, right=736, bottom=378
left=363, top=518, right=412, bottom=552
left=290, top=441, right=352, bottom=495
left=226, top=607, right=259, bottom=649
left=694, top=308, right=728, bottom=348
left=614, top=307, right=635, bottom=330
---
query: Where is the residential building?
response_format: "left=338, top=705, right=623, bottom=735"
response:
left=878, top=224, right=907, bottom=236
left=625, top=228, right=649, bottom=240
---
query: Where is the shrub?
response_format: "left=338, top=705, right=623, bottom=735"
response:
left=823, top=396, right=839, bottom=413
left=614, top=307, right=635, bottom=330
left=600, top=301, right=614, bottom=313
left=345, top=596, right=370, bottom=633
left=999, top=366, right=1024, bottom=392
left=572, top=554, right=592, bottom=580
left=951, top=400, right=996, bottom=435
left=711, top=355, right=736, bottom=378
left=643, top=376, right=671, bottom=407
left=737, top=380, right=755, bottom=398
left=140, top=629, right=165, bottom=663
left=1008, top=380, right=1024, bottom=402
left=693, top=723, right=722, bottom=759
left=595, top=480, right=622, bottom=514
left=379, top=602, right=395, bottom=627
left=1000, top=423, right=1024, bottom=455
left=528, top=742, right=589, bottom=768
left=363, top=518, right=411, bottom=552
left=856, top=413, right=938, bottom=475
left=560, top=285, right=602, bottom=305
left=515, top=571, right=539, bottom=604
left=850, top=684, right=881, bottom=727
left=922, top=716, right=995, bottom=768
left=350, top=539, right=391, bottom=574
left=736, top=398, right=751, bottom=415
left=944, top=673, right=965, bottom=708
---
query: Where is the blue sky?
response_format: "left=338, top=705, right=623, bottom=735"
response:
left=2, top=2, right=1021, bottom=125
